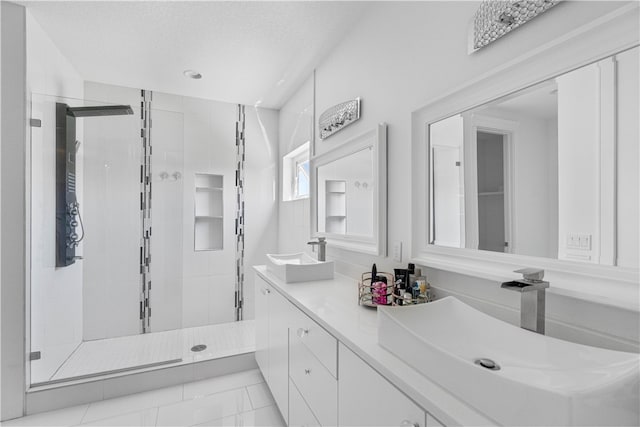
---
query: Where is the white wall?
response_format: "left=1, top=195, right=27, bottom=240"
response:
left=243, top=106, right=280, bottom=321
left=1, top=1, right=27, bottom=420
left=615, top=46, right=639, bottom=269
left=278, top=75, right=313, bottom=255
left=26, top=10, right=85, bottom=384
left=557, top=63, right=600, bottom=263
left=278, top=1, right=639, bottom=351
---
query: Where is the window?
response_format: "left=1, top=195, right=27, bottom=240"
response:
left=294, top=155, right=310, bottom=199
left=283, top=142, right=310, bottom=201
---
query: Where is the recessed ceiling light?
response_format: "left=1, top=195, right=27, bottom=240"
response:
left=183, top=69, right=202, bottom=80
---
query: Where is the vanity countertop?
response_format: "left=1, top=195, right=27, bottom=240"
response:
left=253, top=265, right=494, bottom=426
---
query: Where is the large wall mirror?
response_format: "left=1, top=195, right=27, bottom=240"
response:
left=428, top=46, right=638, bottom=268
left=411, top=6, right=639, bottom=296
left=311, top=123, right=387, bottom=255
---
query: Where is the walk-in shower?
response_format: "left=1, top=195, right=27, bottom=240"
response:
left=28, top=86, right=257, bottom=387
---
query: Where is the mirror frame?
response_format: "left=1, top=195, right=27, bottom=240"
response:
left=310, top=123, right=387, bottom=256
left=410, top=4, right=639, bottom=307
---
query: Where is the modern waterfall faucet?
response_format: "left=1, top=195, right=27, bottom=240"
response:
left=307, top=237, right=327, bottom=262
left=501, top=268, right=549, bottom=334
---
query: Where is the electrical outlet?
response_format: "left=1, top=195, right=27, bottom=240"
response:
left=392, top=241, right=402, bottom=262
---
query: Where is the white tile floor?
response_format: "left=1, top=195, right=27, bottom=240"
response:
left=50, top=321, right=255, bottom=383
left=4, top=369, right=284, bottom=427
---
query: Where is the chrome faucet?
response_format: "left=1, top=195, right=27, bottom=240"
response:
left=307, top=237, right=327, bottom=262
left=501, top=268, right=549, bottom=334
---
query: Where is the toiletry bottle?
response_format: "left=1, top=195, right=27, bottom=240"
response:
left=413, top=268, right=427, bottom=297
left=403, top=267, right=413, bottom=303
left=407, top=263, right=415, bottom=283
left=393, top=268, right=407, bottom=306
left=370, top=263, right=377, bottom=301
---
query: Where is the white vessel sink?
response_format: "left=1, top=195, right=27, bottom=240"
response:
left=378, top=297, right=640, bottom=426
left=265, top=253, right=334, bottom=283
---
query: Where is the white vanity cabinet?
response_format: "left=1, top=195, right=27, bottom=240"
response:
left=338, top=343, right=430, bottom=427
left=289, top=305, right=338, bottom=426
left=255, top=270, right=446, bottom=427
left=255, top=275, right=290, bottom=424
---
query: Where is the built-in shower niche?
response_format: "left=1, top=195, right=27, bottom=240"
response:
left=325, top=180, right=347, bottom=234
left=194, top=173, right=224, bottom=251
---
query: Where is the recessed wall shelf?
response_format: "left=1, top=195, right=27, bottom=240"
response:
left=325, top=180, right=346, bottom=234
left=194, top=173, right=223, bottom=251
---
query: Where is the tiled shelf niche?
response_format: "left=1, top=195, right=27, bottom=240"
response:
left=194, top=173, right=223, bottom=251
left=325, top=180, right=346, bottom=234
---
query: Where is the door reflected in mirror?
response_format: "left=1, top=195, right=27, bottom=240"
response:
left=428, top=46, right=638, bottom=268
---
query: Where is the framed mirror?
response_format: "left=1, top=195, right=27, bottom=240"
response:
left=311, top=123, right=387, bottom=255
left=411, top=7, right=639, bottom=297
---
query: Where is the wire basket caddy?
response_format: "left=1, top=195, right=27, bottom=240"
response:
left=358, top=271, right=435, bottom=307
left=358, top=271, right=394, bottom=307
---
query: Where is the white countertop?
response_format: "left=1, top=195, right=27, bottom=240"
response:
left=254, top=266, right=495, bottom=426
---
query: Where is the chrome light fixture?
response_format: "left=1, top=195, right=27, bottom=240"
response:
left=472, top=0, right=561, bottom=52
left=319, top=98, right=361, bottom=140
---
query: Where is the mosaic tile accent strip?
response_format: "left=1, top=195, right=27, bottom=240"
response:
left=235, top=104, right=246, bottom=321
left=140, top=90, right=153, bottom=333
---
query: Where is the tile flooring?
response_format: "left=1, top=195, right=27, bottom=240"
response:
left=4, top=369, right=284, bottom=427
left=49, top=321, right=255, bottom=383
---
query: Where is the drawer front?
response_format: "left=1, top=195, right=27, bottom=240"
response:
left=338, top=343, right=426, bottom=427
left=290, top=337, right=338, bottom=427
left=289, top=378, right=321, bottom=427
left=290, top=306, right=338, bottom=378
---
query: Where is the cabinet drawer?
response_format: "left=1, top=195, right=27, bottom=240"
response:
left=290, top=336, right=338, bottom=426
left=338, top=343, right=426, bottom=427
left=290, top=306, right=338, bottom=378
left=289, top=378, right=321, bottom=427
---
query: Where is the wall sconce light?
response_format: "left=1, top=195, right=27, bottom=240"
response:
left=471, top=0, right=561, bottom=52
left=319, top=98, right=361, bottom=140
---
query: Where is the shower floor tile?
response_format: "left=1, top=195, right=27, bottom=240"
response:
left=49, top=321, right=255, bottom=383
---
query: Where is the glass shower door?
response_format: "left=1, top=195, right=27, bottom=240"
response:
left=29, top=94, right=184, bottom=385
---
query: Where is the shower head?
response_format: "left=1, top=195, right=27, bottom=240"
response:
left=67, top=105, right=133, bottom=117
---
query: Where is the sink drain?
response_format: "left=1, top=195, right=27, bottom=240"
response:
left=191, top=344, right=207, bottom=352
left=474, top=358, right=500, bottom=371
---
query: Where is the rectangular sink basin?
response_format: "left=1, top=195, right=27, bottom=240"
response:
left=378, top=297, right=639, bottom=426
left=265, top=253, right=334, bottom=283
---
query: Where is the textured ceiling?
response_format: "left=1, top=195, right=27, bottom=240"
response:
left=23, top=1, right=370, bottom=109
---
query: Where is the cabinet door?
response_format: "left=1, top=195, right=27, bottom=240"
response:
left=269, top=285, right=290, bottom=425
left=338, top=343, right=425, bottom=427
left=254, top=276, right=270, bottom=378
left=290, top=379, right=320, bottom=427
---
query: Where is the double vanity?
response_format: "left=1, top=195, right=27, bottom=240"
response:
left=255, top=258, right=639, bottom=427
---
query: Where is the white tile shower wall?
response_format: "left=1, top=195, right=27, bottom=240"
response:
left=181, top=96, right=237, bottom=327
left=83, top=83, right=279, bottom=329
left=277, top=1, right=639, bottom=350
left=26, top=10, right=85, bottom=384
left=82, top=83, right=142, bottom=341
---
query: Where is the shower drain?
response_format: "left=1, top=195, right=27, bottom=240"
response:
left=474, top=358, right=500, bottom=371
left=191, top=344, right=207, bottom=352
